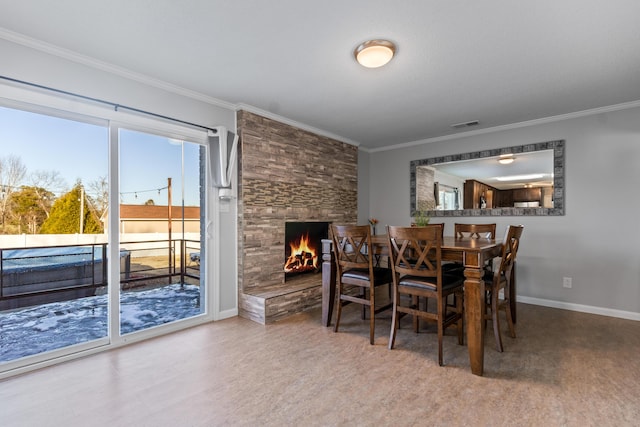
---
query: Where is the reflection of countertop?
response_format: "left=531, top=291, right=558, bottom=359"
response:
left=514, top=201, right=540, bottom=208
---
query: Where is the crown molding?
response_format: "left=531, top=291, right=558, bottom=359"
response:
left=236, top=103, right=360, bottom=147
left=370, top=99, right=640, bottom=153
left=0, top=28, right=236, bottom=111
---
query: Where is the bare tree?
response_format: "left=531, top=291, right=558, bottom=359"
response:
left=29, top=169, right=68, bottom=219
left=0, top=155, right=27, bottom=232
left=87, top=175, right=109, bottom=218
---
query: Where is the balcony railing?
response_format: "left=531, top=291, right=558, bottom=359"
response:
left=0, top=239, right=200, bottom=311
left=119, top=239, right=201, bottom=289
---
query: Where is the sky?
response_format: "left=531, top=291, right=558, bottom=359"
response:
left=120, top=128, right=202, bottom=206
left=0, top=105, right=202, bottom=207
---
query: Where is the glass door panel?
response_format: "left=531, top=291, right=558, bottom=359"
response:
left=0, top=105, right=109, bottom=365
left=118, top=129, right=205, bottom=335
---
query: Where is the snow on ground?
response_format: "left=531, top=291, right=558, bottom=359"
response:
left=0, top=284, right=202, bottom=363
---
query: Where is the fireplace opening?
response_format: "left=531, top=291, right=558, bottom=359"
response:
left=284, top=221, right=329, bottom=279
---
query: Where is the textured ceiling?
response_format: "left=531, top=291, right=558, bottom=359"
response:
left=1, top=0, right=640, bottom=150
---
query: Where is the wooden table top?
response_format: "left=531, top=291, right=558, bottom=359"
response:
left=370, top=234, right=502, bottom=266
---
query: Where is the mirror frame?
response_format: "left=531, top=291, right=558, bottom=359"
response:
left=410, top=139, right=565, bottom=217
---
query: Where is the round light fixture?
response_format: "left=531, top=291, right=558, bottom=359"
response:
left=354, top=39, right=396, bottom=68
left=498, top=154, right=515, bottom=165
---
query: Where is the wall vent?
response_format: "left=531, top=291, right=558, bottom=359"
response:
left=450, top=120, right=480, bottom=129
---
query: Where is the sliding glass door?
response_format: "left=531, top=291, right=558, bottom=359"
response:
left=1, top=101, right=210, bottom=374
left=118, top=129, right=205, bottom=336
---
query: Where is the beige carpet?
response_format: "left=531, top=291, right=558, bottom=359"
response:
left=1, top=303, right=639, bottom=426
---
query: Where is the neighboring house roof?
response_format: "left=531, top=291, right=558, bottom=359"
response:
left=106, top=205, right=201, bottom=221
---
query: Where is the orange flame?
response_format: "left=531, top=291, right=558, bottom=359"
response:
left=284, top=233, right=318, bottom=273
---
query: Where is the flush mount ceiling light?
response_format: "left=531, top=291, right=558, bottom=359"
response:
left=498, top=154, right=515, bottom=165
left=354, top=39, right=396, bottom=68
left=495, top=174, right=545, bottom=182
left=450, top=120, right=480, bottom=129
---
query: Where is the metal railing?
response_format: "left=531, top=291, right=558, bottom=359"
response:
left=119, top=239, right=201, bottom=289
left=0, top=243, right=108, bottom=309
left=0, top=239, right=200, bottom=310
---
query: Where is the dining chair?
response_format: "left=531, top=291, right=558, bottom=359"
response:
left=454, top=223, right=497, bottom=239
left=443, top=223, right=498, bottom=276
left=484, top=224, right=524, bottom=352
left=331, top=224, right=393, bottom=345
left=412, top=222, right=444, bottom=332
left=386, top=224, right=465, bottom=366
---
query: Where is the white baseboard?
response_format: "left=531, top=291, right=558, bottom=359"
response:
left=216, top=308, right=238, bottom=320
left=518, top=296, right=640, bottom=321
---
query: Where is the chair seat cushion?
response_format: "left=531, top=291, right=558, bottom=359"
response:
left=442, top=262, right=464, bottom=275
left=442, top=262, right=462, bottom=270
left=483, top=270, right=506, bottom=284
left=445, top=262, right=494, bottom=278
left=399, top=274, right=463, bottom=291
left=483, top=267, right=508, bottom=277
left=342, top=267, right=392, bottom=285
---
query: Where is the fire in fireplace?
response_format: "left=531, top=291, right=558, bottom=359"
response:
left=284, top=222, right=329, bottom=278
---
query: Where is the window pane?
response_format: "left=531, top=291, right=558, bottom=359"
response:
left=0, top=105, right=109, bottom=364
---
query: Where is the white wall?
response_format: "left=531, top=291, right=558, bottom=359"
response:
left=357, top=149, right=370, bottom=225
left=367, top=106, right=640, bottom=319
left=0, top=37, right=239, bottom=317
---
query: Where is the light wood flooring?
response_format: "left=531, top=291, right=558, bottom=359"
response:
left=1, top=303, right=639, bottom=426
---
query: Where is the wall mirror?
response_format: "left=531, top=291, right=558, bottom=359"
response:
left=410, top=140, right=564, bottom=217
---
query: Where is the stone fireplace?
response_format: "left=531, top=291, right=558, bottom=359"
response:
left=236, top=110, right=357, bottom=324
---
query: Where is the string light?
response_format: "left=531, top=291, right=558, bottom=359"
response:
left=119, top=185, right=169, bottom=198
left=2, top=181, right=171, bottom=202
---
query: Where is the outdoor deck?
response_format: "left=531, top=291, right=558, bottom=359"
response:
left=0, top=239, right=202, bottom=364
left=0, top=282, right=203, bottom=362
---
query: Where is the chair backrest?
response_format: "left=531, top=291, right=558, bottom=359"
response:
left=387, top=224, right=442, bottom=280
left=454, top=223, right=497, bottom=239
left=495, top=225, right=524, bottom=279
left=331, top=224, right=373, bottom=272
left=427, top=222, right=445, bottom=239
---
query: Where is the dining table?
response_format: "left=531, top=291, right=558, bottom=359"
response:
left=321, top=233, right=508, bottom=376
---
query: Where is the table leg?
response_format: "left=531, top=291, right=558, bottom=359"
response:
left=510, top=261, right=517, bottom=323
left=464, top=266, right=486, bottom=376
left=322, top=255, right=336, bottom=327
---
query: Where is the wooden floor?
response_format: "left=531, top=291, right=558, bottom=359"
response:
left=1, top=303, right=639, bottom=426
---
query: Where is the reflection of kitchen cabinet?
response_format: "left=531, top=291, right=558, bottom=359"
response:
left=463, top=180, right=497, bottom=209
left=497, top=187, right=550, bottom=207
left=512, top=188, right=542, bottom=203
left=495, top=190, right=513, bottom=208
left=466, top=183, right=550, bottom=208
